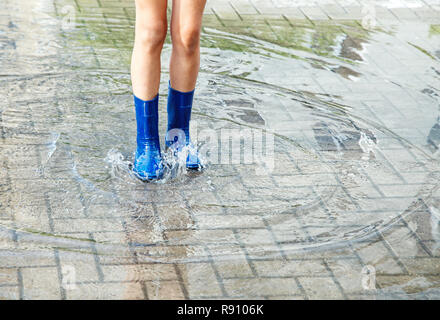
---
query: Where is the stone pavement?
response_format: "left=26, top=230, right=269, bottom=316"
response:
left=206, top=0, right=439, bottom=24
left=0, top=0, right=439, bottom=300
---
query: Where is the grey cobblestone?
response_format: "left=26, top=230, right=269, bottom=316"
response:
left=0, top=0, right=439, bottom=300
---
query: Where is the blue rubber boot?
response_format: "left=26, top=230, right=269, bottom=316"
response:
left=165, top=83, right=202, bottom=170
left=133, top=94, right=164, bottom=180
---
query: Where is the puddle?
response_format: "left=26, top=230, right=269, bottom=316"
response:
left=0, top=0, right=439, bottom=299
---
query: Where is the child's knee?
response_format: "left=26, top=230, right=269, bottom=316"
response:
left=171, top=25, right=201, bottom=55
left=137, top=21, right=167, bottom=53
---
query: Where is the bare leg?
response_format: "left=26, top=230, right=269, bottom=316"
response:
left=169, top=0, right=207, bottom=92
left=131, top=0, right=168, bottom=101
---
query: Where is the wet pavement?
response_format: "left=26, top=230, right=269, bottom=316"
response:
left=0, top=0, right=439, bottom=299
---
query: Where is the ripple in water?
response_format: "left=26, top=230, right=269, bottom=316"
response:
left=1, top=8, right=440, bottom=296
left=3, top=71, right=436, bottom=263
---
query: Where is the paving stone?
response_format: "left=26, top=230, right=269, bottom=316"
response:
left=298, top=276, right=344, bottom=299
left=389, top=8, right=421, bottom=21
left=53, top=218, right=124, bottom=233
left=214, top=256, right=255, bottom=279
left=102, top=264, right=178, bottom=282
left=66, top=282, right=145, bottom=299
left=356, top=241, right=406, bottom=275
left=177, top=263, right=224, bottom=298
left=253, top=259, right=329, bottom=277
left=381, top=225, right=431, bottom=258
left=326, top=258, right=367, bottom=294
left=229, top=0, right=259, bottom=15
left=401, top=258, right=440, bottom=275
left=0, top=249, right=56, bottom=268
left=212, top=3, right=241, bottom=20
left=224, top=277, right=300, bottom=297
left=0, top=268, right=18, bottom=286
left=300, top=6, right=330, bottom=21
left=58, top=251, right=101, bottom=283
left=21, top=267, right=61, bottom=299
left=145, top=280, right=185, bottom=300
left=0, top=286, right=19, bottom=299
left=1, top=0, right=439, bottom=300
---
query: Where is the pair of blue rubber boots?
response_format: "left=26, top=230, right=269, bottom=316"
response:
left=133, top=83, right=201, bottom=180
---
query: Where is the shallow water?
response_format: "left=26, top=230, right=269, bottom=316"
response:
left=0, top=0, right=440, bottom=299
